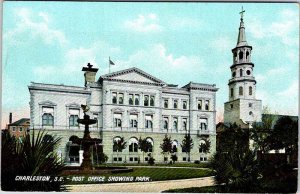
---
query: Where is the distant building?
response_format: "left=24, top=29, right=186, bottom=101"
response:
left=8, top=118, right=30, bottom=137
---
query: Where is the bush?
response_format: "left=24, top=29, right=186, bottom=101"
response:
left=171, top=154, right=178, bottom=164
left=194, top=160, right=200, bottom=164
left=148, top=157, right=155, bottom=165
left=1, top=130, right=66, bottom=191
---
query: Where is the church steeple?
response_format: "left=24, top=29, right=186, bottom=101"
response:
left=237, top=7, right=247, bottom=47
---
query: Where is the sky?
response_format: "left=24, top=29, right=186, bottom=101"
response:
left=2, top=2, right=299, bottom=128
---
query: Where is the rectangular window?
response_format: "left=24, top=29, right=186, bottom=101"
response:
left=150, top=96, right=155, bottom=106
left=198, top=100, right=202, bottom=110
left=134, top=157, right=138, bottom=161
left=112, top=92, right=117, bottom=104
left=144, top=95, right=149, bottom=106
left=129, top=94, right=134, bottom=105
left=163, top=117, right=169, bottom=130
left=130, top=157, right=133, bottom=162
left=114, top=157, right=118, bottom=162
left=145, top=157, right=149, bottom=161
left=118, top=157, right=122, bottom=161
left=145, top=115, right=153, bottom=129
left=69, top=109, right=79, bottom=127
left=135, top=94, right=140, bottom=105
left=249, top=103, right=252, bottom=108
left=119, top=93, right=124, bottom=104
left=199, top=118, right=208, bottom=131
left=182, top=100, right=187, bottom=109
left=173, top=118, right=178, bottom=131
left=42, top=107, right=54, bottom=126
left=164, top=99, right=168, bottom=108
left=182, top=118, right=187, bottom=131
left=205, top=100, right=209, bottom=111
left=114, top=113, right=122, bottom=128
left=130, top=114, right=138, bottom=128
left=183, top=157, right=186, bottom=161
left=12, top=127, right=16, bottom=132
left=19, top=127, right=23, bottom=132
left=173, top=99, right=178, bottom=109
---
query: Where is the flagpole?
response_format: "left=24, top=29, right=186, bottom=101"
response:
left=109, top=57, right=111, bottom=74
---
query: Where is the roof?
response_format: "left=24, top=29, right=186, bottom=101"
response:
left=9, top=118, right=30, bottom=126
left=182, top=82, right=218, bottom=92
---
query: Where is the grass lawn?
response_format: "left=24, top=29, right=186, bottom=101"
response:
left=162, top=186, right=217, bottom=193
left=65, top=167, right=213, bottom=184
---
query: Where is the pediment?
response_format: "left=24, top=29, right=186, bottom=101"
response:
left=39, top=100, right=57, bottom=106
left=101, top=67, right=165, bottom=85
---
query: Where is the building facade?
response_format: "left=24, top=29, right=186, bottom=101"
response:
left=29, top=66, right=218, bottom=164
left=224, top=12, right=262, bottom=126
left=8, top=118, right=30, bottom=138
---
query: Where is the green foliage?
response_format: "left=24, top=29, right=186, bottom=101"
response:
left=1, top=130, right=66, bottom=191
left=138, top=137, right=152, bottom=153
left=181, top=133, right=194, bottom=153
left=113, top=137, right=127, bottom=152
left=147, top=153, right=155, bottom=165
left=171, top=154, right=178, bottom=163
left=199, top=138, right=211, bottom=153
left=160, top=134, right=172, bottom=155
left=211, top=150, right=260, bottom=193
left=92, top=145, right=108, bottom=164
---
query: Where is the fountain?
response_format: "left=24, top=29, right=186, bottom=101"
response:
left=62, top=105, right=132, bottom=175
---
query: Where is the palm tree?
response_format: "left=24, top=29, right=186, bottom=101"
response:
left=1, top=129, right=66, bottom=191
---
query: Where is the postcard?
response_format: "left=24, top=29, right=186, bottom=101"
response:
left=1, top=1, right=298, bottom=193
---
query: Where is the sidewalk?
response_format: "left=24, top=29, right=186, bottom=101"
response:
left=67, top=176, right=215, bottom=192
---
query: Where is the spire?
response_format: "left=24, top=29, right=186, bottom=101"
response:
left=237, top=7, right=248, bottom=47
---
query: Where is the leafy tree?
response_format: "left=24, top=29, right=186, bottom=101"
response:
left=181, top=134, right=194, bottom=161
left=199, top=138, right=211, bottom=153
left=268, top=116, right=298, bottom=157
left=138, top=137, right=152, bottom=163
left=1, top=130, right=66, bottom=191
left=92, top=144, right=108, bottom=164
left=113, top=137, right=126, bottom=162
left=147, top=153, right=155, bottom=165
left=171, top=154, right=178, bottom=164
left=160, top=134, right=172, bottom=162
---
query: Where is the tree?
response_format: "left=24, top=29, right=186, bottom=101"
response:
left=181, top=134, right=194, bottom=161
left=138, top=137, right=152, bottom=163
left=160, top=134, right=172, bottom=162
left=171, top=154, right=178, bottom=164
left=268, top=116, right=298, bottom=157
left=113, top=137, right=127, bottom=162
left=199, top=138, right=211, bottom=153
left=1, top=130, right=66, bottom=191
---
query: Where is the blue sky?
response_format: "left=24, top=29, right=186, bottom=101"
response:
left=2, top=2, right=299, bottom=127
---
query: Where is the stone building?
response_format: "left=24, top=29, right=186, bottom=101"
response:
left=224, top=11, right=262, bottom=126
left=29, top=65, right=218, bottom=164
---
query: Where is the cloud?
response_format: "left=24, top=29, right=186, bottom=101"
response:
left=169, top=17, right=201, bottom=29
left=278, top=80, right=298, bottom=99
left=247, top=8, right=298, bottom=46
left=124, top=14, right=162, bottom=33
left=209, top=36, right=234, bottom=52
left=4, top=8, right=67, bottom=46
left=255, top=66, right=290, bottom=84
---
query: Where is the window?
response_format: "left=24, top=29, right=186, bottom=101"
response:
left=199, top=118, right=208, bottom=131
left=230, top=104, right=233, bottom=109
left=113, top=113, right=122, bottom=128
left=135, top=94, right=140, bottom=105
left=249, top=103, right=252, bottom=108
left=150, top=96, right=155, bottom=106
left=130, top=114, right=138, bottom=128
left=231, top=88, right=234, bottom=97
left=129, top=94, right=134, bottom=105
left=145, top=115, right=153, bottom=129
left=112, top=92, right=117, bottom=104
left=232, top=71, right=236, bottom=77
left=240, top=69, right=243, bottom=76
left=172, top=140, right=178, bottom=153
left=144, top=95, right=149, bottom=106
left=173, top=118, right=178, bottom=131
left=246, top=51, right=250, bottom=59
left=183, top=157, right=187, bottom=161
left=246, top=70, right=251, bottom=75
left=205, top=100, right=209, bottom=111
left=182, top=118, right=187, bottom=131
left=164, top=99, right=168, bottom=108
left=182, top=101, right=187, bottom=109
left=200, top=157, right=207, bottom=161
left=146, top=138, right=153, bottom=152
left=249, top=111, right=253, bottom=116
left=198, top=100, right=202, bottom=110
left=239, top=51, right=243, bottom=60
left=129, top=138, right=138, bottom=152
left=164, top=118, right=168, bottom=130
left=173, top=100, right=178, bottom=109
left=239, top=86, right=243, bottom=95
left=42, top=113, right=54, bottom=126
left=69, top=109, right=79, bottom=127
left=19, top=127, right=23, bottom=132
left=249, top=86, right=252, bottom=95
left=12, top=127, right=16, bottom=132
left=113, top=137, right=121, bottom=152
left=118, top=93, right=124, bottom=104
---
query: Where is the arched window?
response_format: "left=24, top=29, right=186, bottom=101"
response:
left=42, top=134, right=54, bottom=143
left=42, top=113, right=54, bottom=126
left=232, top=71, right=236, bottom=77
left=146, top=138, right=154, bottom=152
left=249, top=86, right=253, bottom=95
left=240, top=69, right=243, bottom=77
left=150, top=96, right=155, bottom=106
left=231, top=88, right=234, bottom=97
left=239, top=51, right=243, bottom=60
left=69, top=135, right=79, bottom=143
left=246, top=51, right=250, bottom=60
left=135, top=94, right=140, bottom=105
left=113, top=136, right=122, bottom=152
left=129, top=137, right=138, bottom=152
left=173, top=120, right=178, bottom=130
left=172, top=140, right=178, bottom=153
left=239, top=86, right=243, bottom=96
left=246, top=70, right=251, bottom=75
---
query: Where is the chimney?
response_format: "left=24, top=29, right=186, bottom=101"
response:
left=82, top=63, right=99, bottom=87
left=9, top=112, right=12, bottom=124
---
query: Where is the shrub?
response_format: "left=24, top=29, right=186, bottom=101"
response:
left=194, top=160, right=200, bottom=164
left=171, top=154, right=178, bottom=164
